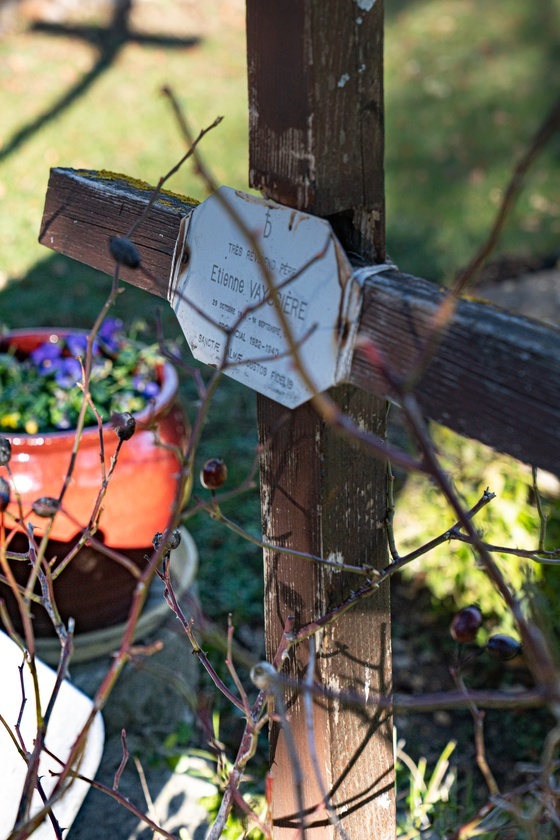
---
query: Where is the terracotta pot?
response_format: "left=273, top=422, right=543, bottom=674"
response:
left=0, top=328, right=189, bottom=636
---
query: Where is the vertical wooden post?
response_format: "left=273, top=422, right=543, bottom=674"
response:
left=247, top=2, right=395, bottom=836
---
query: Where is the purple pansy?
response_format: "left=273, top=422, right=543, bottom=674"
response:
left=98, top=318, right=123, bottom=352
left=132, top=375, right=160, bottom=399
left=31, top=342, right=62, bottom=374
left=54, top=357, right=82, bottom=388
left=66, top=333, right=99, bottom=358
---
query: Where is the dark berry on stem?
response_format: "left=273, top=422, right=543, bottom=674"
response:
left=450, top=606, right=483, bottom=643
left=200, top=458, right=227, bottom=490
left=32, top=497, right=60, bottom=517
left=152, top=529, right=182, bottom=553
left=112, top=412, right=136, bottom=441
left=0, top=436, right=11, bottom=466
left=487, top=634, right=522, bottom=661
left=0, top=477, right=10, bottom=512
left=109, top=236, right=141, bottom=269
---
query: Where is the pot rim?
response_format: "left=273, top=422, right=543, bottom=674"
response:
left=1, top=327, right=179, bottom=444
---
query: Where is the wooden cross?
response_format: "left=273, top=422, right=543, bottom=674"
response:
left=38, top=3, right=560, bottom=837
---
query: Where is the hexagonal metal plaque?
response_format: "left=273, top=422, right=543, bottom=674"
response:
left=169, top=187, right=361, bottom=408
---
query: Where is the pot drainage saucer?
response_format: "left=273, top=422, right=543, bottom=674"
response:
left=35, top=527, right=197, bottom=665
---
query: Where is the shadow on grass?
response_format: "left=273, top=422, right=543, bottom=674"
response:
left=0, top=0, right=200, bottom=164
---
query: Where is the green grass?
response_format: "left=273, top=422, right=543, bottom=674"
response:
left=0, top=0, right=249, bottom=281
left=385, top=0, right=560, bottom=281
left=1, top=1, right=558, bottom=287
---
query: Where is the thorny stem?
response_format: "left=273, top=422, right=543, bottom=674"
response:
left=158, top=563, right=247, bottom=715
left=293, top=490, right=495, bottom=645
left=0, top=711, right=25, bottom=758
left=451, top=668, right=499, bottom=797
left=42, top=754, right=180, bottom=840
left=398, top=391, right=560, bottom=711
left=206, top=689, right=269, bottom=840
left=205, top=619, right=299, bottom=838
left=126, top=114, right=223, bottom=241
left=208, top=503, right=374, bottom=575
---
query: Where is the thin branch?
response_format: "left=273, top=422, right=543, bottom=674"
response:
left=207, top=504, right=374, bottom=575
left=293, top=490, right=495, bottom=645
left=225, top=615, right=253, bottom=719
left=158, top=564, right=247, bottom=715
left=113, top=729, right=130, bottom=791
left=126, top=115, right=223, bottom=240
left=451, top=668, right=499, bottom=797
left=303, top=639, right=351, bottom=840
left=282, top=677, right=549, bottom=714
left=67, top=771, right=179, bottom=840
left=450, top=530, right=560, bottom=563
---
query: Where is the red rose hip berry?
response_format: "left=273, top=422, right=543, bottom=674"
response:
left=200, top=458, right=228, bottom=490
left=450, top=606, right=483, bottom=644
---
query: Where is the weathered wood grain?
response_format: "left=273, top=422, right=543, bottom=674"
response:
left=248, top=1, right=394, bottom=837
left=39, top=167, right=196, bottom=298
left=39, top=167, right=560, bottom=475
left=247, top=0, right=385, bottom=260
left=351, top=269, right=560, bottom=474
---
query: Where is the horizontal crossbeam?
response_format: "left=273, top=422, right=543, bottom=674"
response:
left=40, top=167, right=560, bottom=475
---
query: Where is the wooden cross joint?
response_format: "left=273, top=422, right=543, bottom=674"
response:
left=40, top=166, right=560, bottom=475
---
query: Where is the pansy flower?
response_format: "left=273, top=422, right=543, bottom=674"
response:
left=31, top=342, right=62, bottom=374
left=54, top=357, right=82, bottom=388
left=98, top=318, right=123, bottom=352
left=66, top=333, right=99, bottom=359
left=132, top=375, right=160, bottom=399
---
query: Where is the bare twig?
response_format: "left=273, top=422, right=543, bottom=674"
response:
left=303, top=639, right=351, bottom=840
left=451, top=668, right=499, bottom=797
left=113, top=729, right=130, bottom=791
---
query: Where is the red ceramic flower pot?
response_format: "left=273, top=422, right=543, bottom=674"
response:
left=0, top=329, right=189, bottom=635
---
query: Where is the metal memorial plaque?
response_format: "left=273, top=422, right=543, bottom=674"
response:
left=168, top=187, right=361, bottom=408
